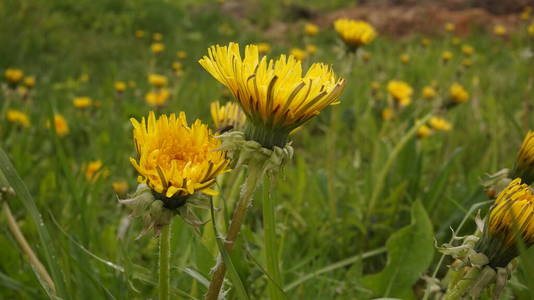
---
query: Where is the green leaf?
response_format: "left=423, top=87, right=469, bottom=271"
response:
left=361, top=200, right=434, bottom=299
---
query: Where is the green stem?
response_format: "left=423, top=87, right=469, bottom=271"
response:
left=205, top=164, right=263, bottom=300
left=262, top=175, right=283, bottom=299
left=442, top=267, right=481, bottom=300
left=159, top=223, right=171, bottom=300
left=365, top=113, right=432, bottom=225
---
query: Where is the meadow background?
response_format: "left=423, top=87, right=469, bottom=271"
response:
left=1, top=0, right=534, bottom=299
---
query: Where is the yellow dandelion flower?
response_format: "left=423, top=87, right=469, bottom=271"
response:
left=171, top=61, right=183, bottom=72
left=210, top=101, right=246, bottom=132
left=400, top=53, right=410, bottom=64
left=306, top=44, right=318, bottom=55
left=112, top=181, right=129, bottom=195
left=417, top=124, right=433, bottom=138
left=462, top=58, right=473, bottom=68
left=387, top=80, right=413, bottom=106
left=73, top=97, right=93, bottom=109
left=444, top=22, right=455, bottom=32
left=362, top=51, right=371, bottom=62
left=476, top=178, right=534, bottom=267
left=429, top=116, right=452, bottom=131
left=135, top=30, right=145, bottom=39
left=6, top=109, right=30, bottom=128
left=148, top=74, right=168, bottom=88
left=521, top=6, right=532, bottom=20
left=256, top=43, right=271, bottom=55
left=48, top=114, right=69, bottom=137
left=290, top=48, right=308, bottom=61
left=441, top=51, right=453, bottom=63
left=176, top=50, right=187, bottom=59
left=421, top=38, right=431, bottom=48
left=462, top=45, right=474, bottom=56
left=85, top=160, right=106, bottom=182
left=23, top=76, right=35, bottom=88
left=79, top=74, right=90, bottom=82
left=511, top=131, right=534, bottom=184
left=381, top=108, right=394, bottom=121
left=199, top=42, right=345, bottom=148
left=145, top=89, right=170, bottom=107
left=451, top=37, right=461, bottom=45
left=4, top=68, right=24, bottom=84
left=304, top=23, right=319, bottom=36
left=151, top=42, right=165, bottom=54
left=528, top=23, right=534, bottom=38
left=115, top=81, right=127, bottom=93
left=449, top=83, right=469, bottom=104
left=494, top=25, right=507, bottom=36
left=130, top=111, right=230, bottom=199
left=334, top=18, right=377, bottom=50
left=371, top=81, right=380, bottom=91
left=153, top=33, right=163, bottom=41
left=422, top=86, right=437, bottom=100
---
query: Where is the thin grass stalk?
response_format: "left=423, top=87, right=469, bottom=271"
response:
left=262, top=175, right=283, bottom=299
left=159, top=222, right=171, bottom=300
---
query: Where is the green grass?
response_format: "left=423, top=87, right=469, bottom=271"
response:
left=1, top=0, right=534, bottom=299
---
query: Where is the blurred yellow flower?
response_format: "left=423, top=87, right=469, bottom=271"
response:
left=451, top=37, right=461, bottom=45
left=429, top=116, right=452, bottom=131
left=387, top=80, right=413, bottom=106
left=334, top=18, right=377, bottom=49
left=115, top=81, right=127, bottom=93
left=73, top=97, right=93, bottom=109
left=151, top=42, right=165, bottom=54
left=476, top=178, right=534, bottom=267
left=441, top=51, right=453, bottom=63
left=290, top=48, right=308, bottom=61
left=400, top=53, right=410, bottom=64
left=210, top=100, right=246, bottom=132
left=362, top=51, right=371, bottom=62
left=449, top=83, right=469, bottom=104
left=176, top=50, right=187, bottom=59
left=48, top=114, right=69, bottom=137
left=135, top=30, right=145, bottom=39
left=421, top=38, right=431, bottom=48
left=462, top=45, right=474, bottom=56
left=304, top=23, right=319, bottom=36
left=79, top=74, right=90, bottom=82
left=148, top=74, right=168, bottom=88
left=381, top=108, right=394, bottom=120
left=521, top=6, right=532, bottom=20
left=462, top=58, right=472, bottom=68
left=417, top=125, right=433, bottom=138
left=4, top=68, right=24, bottom=84
left=112, top=181, right=129, bottom=195
left=145, top=89, right=170, bottom=107
left=371, top=81, right=380, bottom=91
left=422, top=86, right=437, bottom=100
left=23, top=76, right=35, bottom=88
left=128, top=81, right=136, bottom=88
left=511, top=131, right=534, bottom=184
left=6, top=109, right=30, bottom=128
left=494, top=25, right=507, bottom=36
left=256, top=42, right=271, bottom=55
left=528, top=23, right=534, bottom=38
left=153, top=33, right=163, bottom=41
left=85, top=160, right=107, bottom=182
left=171, top=61, right=183, bottom=72
left=199, top=42, right=345, bottom=148
left=130, top=111, right=230, bottom=198
left=444, top=22, right=455, bottom=32
left=306, top=44, right=318, bottom=55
